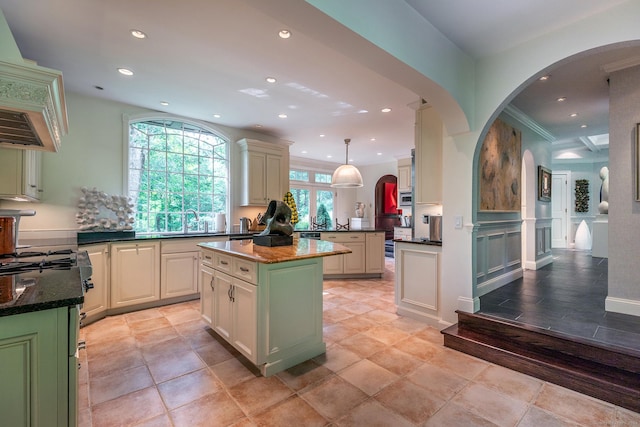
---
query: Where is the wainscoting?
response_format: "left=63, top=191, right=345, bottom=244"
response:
left=475, top=220, right=523, bottom=298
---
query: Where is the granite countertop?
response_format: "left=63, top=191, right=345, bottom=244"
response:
left=0, top=268, right=84, bottom=317
left=77, top=228, right=388, bottom=245
left=199, top=238, right=352, bottom=264
left=393, top=238, right=443, bottom=246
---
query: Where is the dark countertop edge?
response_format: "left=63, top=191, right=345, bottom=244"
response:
left=78, top=229, right=388, bottom=245
left=0, top=296, right=84, bottom=317
left=0, top=268, right=85, bottom=317
left=393, top=238, right=443, bottom=246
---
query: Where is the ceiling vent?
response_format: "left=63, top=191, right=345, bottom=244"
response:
left=0, top=8, right=68, bottom=152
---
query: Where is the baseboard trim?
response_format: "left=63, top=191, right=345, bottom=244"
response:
left=524, top=254, right=553, bottom=270
left=605, top=297, right=640, bottom=317
left=477, top=268, right=523, bottom=297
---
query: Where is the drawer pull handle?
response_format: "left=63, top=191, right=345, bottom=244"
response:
left=204, top=255, right=212, bottom=260
left=240, top=267, right=249, bottom=273
left=210, top=277, right=214, bottom=291
left=220, top=260, right=229, bottom=265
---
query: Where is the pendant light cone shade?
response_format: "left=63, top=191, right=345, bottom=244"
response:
left=331, top=139, right=363, bottom=188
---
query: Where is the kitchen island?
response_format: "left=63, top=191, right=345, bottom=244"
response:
left=198, top=238, right=350, bottom=376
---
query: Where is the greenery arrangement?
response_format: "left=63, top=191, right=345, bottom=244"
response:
left=575, top=179, right=590, bottom=213
left=283, top=191, right=299, bottom=225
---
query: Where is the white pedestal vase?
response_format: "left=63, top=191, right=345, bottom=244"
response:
left=574, top=219, right=592, bottom=251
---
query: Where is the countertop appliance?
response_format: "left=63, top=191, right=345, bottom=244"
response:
left=421, top=215, right=443, bottom=243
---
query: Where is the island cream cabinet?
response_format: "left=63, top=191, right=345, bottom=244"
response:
left=237, top=138, right=290, bottom=206
left=198, top=239, right=346, bottom=376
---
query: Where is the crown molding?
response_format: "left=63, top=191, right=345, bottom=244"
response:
left=503, top=104, right=555, bottom=142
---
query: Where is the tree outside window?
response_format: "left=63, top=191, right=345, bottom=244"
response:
left=128, top=119, right=229, bottom=233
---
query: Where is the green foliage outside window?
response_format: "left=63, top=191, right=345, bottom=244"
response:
left=128, top=120, right=229, bottom=233
left=316, top=203, right=332, bottom=229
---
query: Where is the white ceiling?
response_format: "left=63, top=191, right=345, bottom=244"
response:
left=0, top=0, right=634, bottom=165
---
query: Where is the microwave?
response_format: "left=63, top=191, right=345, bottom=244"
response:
left=399, top=191, right=412, bottom=207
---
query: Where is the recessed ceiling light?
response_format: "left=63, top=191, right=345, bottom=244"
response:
left=381, top=107, right=392, bottom=113
left=265, top=77, right=277, bottom=83
left=581, top=124, right=588, bottom=128
left=327, top=155, right=332, bottom=158
left=278, top=113, right=288, bottom=119
left=377, top=152, right=382, bottom=156
left=213, top=114, right=221, bottom=118
left=370, top=138, right=376, bottom=142
left=557, top=97, right=567, bottom=102
left=160, top=101, right=169, bottom=106
left=319, top=134, right=325, bottom=138
left=301, top=150, right=307, bottom=154
left=358, top=109, right=369, bottom=114
left=130, top=29, right=147, bottom=39
left=254, top=124, right=262, bottom=128
left=117, top=68, right=134, bottom=76
left=279, top=29, right=291, bottom=39
left=570, top=113, right=578, bottom=117
left=539, top=75, right=550, bottom=81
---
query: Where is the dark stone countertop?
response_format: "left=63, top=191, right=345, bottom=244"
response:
left=393, top=238, right=442, bottom=247
left=77, top=228, right=389, bottom=245
left=0, top=267, right=84, bottom=317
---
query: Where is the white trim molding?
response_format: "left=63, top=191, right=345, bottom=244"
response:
left=605, top=297, right=640, bottom=317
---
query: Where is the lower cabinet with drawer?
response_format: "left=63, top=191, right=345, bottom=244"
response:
left=320, top=232, right=384, bottom=278
left=200, top=246, right=325, bottom=376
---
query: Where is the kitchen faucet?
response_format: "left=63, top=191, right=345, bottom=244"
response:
left=184, top=209, right=199, bottom=233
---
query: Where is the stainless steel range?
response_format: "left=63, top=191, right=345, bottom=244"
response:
left=0, top=249, right=93, bottom=305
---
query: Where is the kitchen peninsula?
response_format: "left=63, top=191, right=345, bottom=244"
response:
left=198, top=238, right=350, bottom=376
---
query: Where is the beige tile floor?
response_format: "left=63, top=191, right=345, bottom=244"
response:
left=78, top=259, right=640, bottom=426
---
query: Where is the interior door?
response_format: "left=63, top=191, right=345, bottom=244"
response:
left=551, top=172, right=569, bottom=248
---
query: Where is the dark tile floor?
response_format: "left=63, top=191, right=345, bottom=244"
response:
left=479, top=249, right=640, bottom=352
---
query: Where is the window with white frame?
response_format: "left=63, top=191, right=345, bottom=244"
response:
left=289, top=169, right=335, bottom=230
left=127, top=118, right=229, bottom=233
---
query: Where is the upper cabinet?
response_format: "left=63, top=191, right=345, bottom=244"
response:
left=0, top=148, right=42, bottom=201
left=237, top=138, right=290, bottom=206
left=414, top=105, right=443, bottom=204
left=397, top=158, right=411, bottom=192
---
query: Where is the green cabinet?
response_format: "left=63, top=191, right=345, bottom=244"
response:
left=0, top=306, right=77, bottom=427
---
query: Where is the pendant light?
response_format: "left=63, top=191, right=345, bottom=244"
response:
left=331, top=138, right=363, bottom=188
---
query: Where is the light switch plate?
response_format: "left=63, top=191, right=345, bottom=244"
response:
left=454, top=215, right=463, bottom=229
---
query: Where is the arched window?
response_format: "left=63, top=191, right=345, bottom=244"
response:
left=127, top=117, right=229, bottom=233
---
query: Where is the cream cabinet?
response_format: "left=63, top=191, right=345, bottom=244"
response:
left=0, top=148, right=42, bottom=201
left=397, top=164, right=411, bottom=192
left=110, top=241, right=160, bottom=309
left=200, top=245, right=326, bottom=376
left=414, top=105, right=443, bottom=204
left=395, top=241, right=441, bottom=326
left=237, top=138, right=289, bottom=206
left=320, top=232, right=384, bottom=277
left=365, top=232, right=385, bottom=273
left=200, top=264, right=215, bottom=325
left=79, top=243, right=109, bottom=323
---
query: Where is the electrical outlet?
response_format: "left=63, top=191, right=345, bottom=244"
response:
left=422, top=214, right=428, bottom=223
left=454, top=215, right=463, bottom=229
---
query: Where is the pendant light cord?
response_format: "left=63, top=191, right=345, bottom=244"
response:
left=344, top=138, right=351, bottom=165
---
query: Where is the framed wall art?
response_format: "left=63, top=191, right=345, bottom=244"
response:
left=479, top=118, right=522, bottom=211
left=538, top=165, right=552, bottom=202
